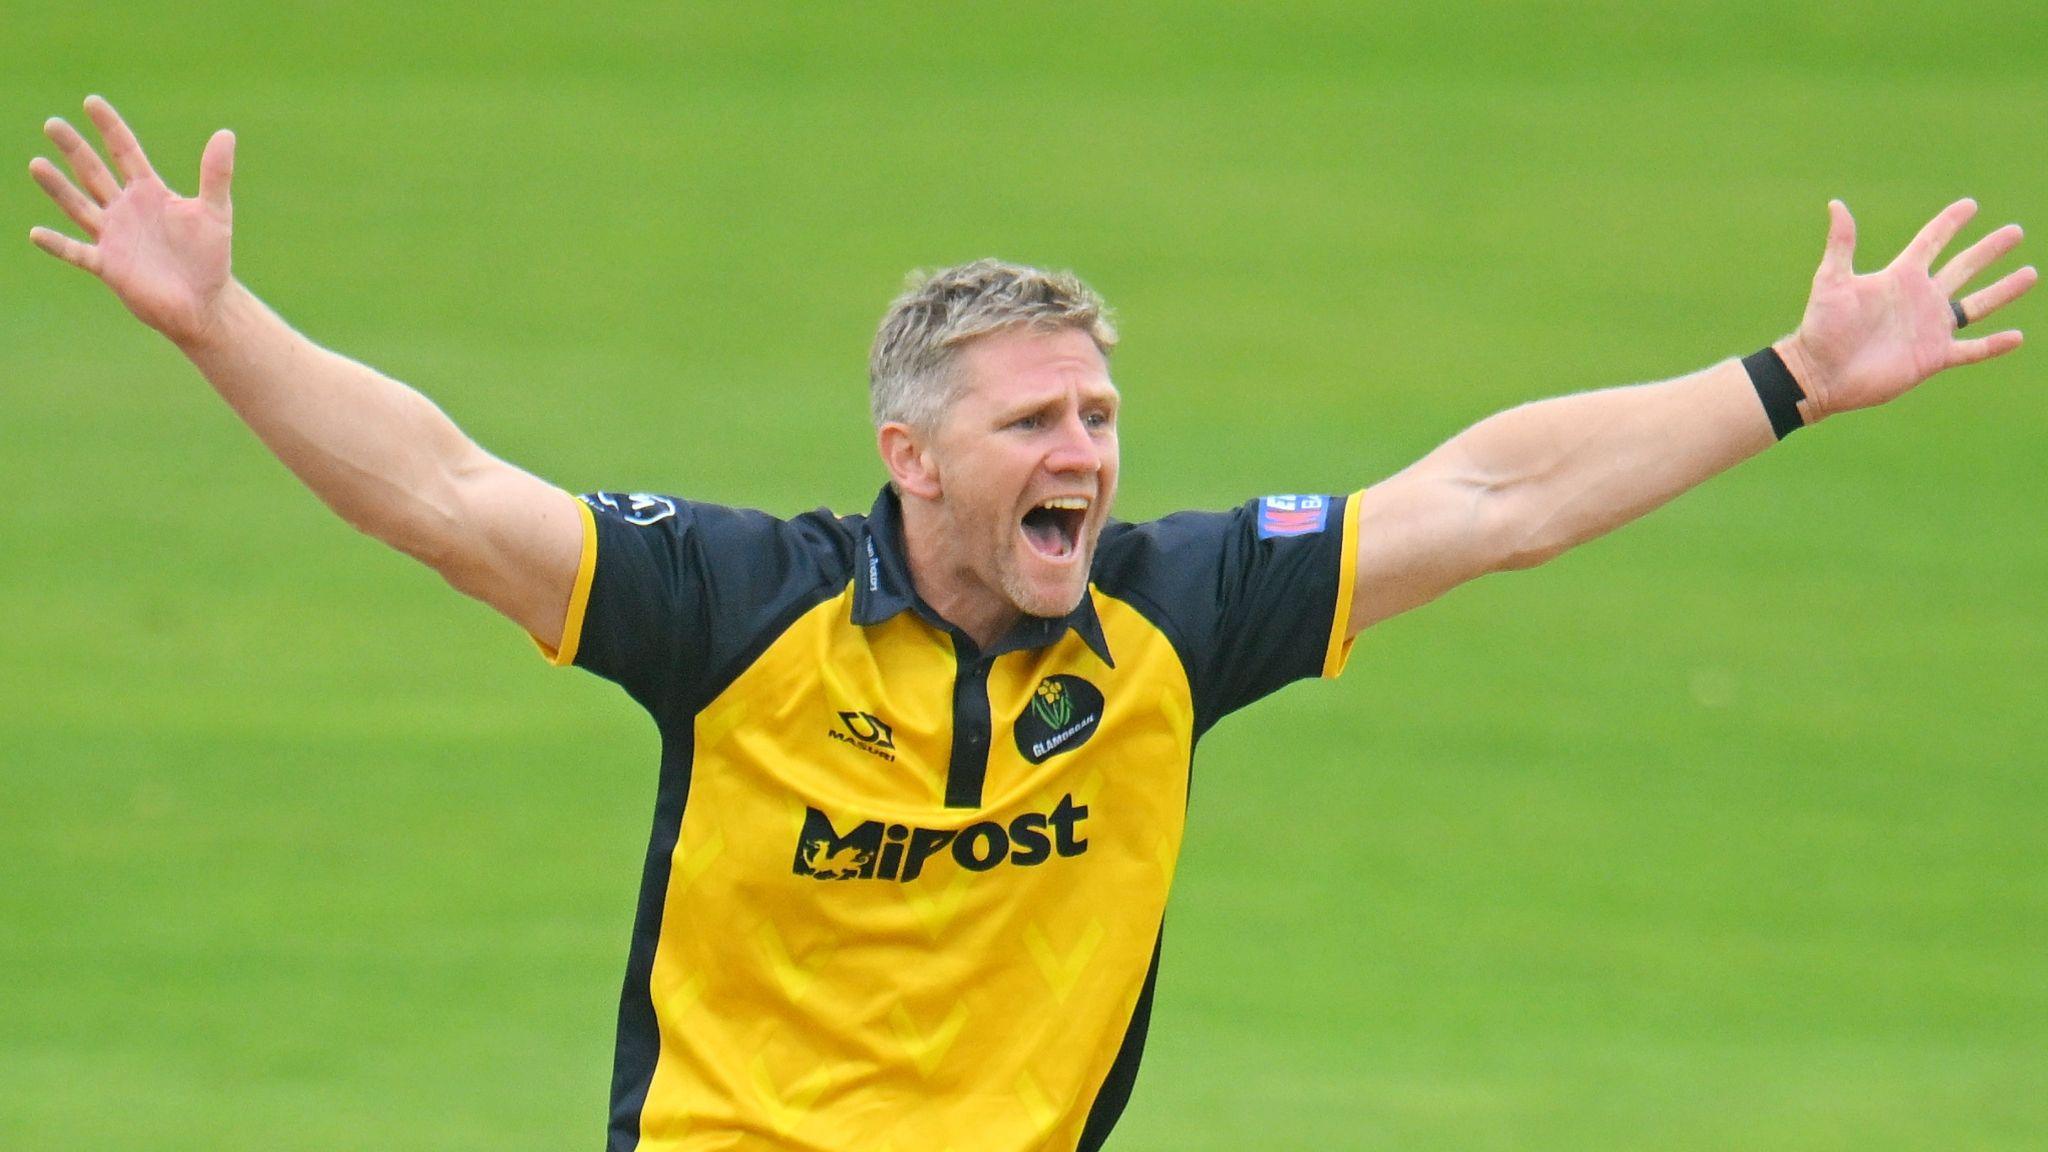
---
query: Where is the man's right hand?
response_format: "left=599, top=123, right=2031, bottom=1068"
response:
left=30, top=95, right=238, bottom=350
left=30, top=95, right=588, bottom=656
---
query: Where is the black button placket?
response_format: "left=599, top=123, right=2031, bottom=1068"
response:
left=944, top=638, right=994, bottom=810
left=856, top=489, right=1109, bottom=810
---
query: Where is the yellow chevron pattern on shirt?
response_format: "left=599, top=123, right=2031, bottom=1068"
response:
left=627, top=587, right=1192, bottom=1151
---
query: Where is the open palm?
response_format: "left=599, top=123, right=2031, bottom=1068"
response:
left=29, top=96, right=238, bottom=348
left=1787, top=198, right=2034, bottom=420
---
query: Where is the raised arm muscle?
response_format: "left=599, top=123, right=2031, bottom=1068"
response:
left=1348, top=357, right=1775, bottom=635
left=184, top=282, right=585, bottom=648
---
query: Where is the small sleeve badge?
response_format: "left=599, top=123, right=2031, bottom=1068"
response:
left=583, top=491, right=679, bottom=526
left=1256, top=494, right=1329, bottom=538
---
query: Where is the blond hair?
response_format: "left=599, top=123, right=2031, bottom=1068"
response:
left=868, top=259, right=1118, bottom=429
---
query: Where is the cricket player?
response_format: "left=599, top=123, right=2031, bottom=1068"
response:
left=29, top=96, right=2035, bottom=1151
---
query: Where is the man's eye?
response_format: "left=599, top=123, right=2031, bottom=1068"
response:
left=1085, top=411, right=1113, bottom=429
left=1011, top=415, right=1042, bottom=430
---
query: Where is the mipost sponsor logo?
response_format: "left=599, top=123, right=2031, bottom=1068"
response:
left=791, top=796, right=1089, bottom=882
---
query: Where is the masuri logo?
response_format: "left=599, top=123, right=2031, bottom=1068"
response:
left=829, top=709, right=896, bottom=762
left=837, top=710, right=894, bottom=747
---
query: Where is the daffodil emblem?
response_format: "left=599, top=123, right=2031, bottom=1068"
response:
left=1031, top=678, right=1072, bottom=728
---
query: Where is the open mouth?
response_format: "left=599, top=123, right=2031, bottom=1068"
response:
left=1020, top=496, right=1089, bottom=561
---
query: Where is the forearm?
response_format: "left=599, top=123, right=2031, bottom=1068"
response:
left=1455, top=349, right=1791, bottom=570
left=1351, top=198, right=2030, bottom=637
left=177, top=280, right=486, bottom=563
left=30, top=101, right=595, bottom=644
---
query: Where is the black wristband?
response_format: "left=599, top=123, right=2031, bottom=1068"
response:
left=1742, top=346, right=1807, bottom=440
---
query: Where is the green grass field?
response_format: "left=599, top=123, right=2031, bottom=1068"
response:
left=4, top=3, right=2044, bottom=1148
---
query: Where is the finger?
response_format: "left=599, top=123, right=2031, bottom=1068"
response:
left=1899, top=197, right=1977, bottom=270
left=43, top=117, right=120, bottom=204
left=1946, top=329, right=2023, bottom=368
left=28, top=225, right=101, bottom=275
left=198, top=129, right=235, bottom=216
left=83, top=94, right=158, bottom=185
left=1936, top=224, right=2024, bottom=295
left=1957, top=265, right=2039, bottom=327
left=28, top=156, right=103, bottom=237
left=1820, top=199, right=1856, bottom=279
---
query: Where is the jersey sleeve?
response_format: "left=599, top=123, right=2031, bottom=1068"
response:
left=1103, top=491, right=1361, bottom=735
left=532, top=492, right=850, bottom=721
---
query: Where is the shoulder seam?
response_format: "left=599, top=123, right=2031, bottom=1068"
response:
left=1090, top=583, right=1214, bottom=736
left=677, top=574, right=856, bottom=723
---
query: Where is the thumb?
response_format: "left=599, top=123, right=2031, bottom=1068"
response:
left=198, top=129, right=235, bottom=217
left=1819, top=198, right=1855, bottom=280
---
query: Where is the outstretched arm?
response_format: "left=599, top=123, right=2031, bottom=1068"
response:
left=1348, top=198, right=2035, bottom=635
left=29, top=96, right=584, bottom=649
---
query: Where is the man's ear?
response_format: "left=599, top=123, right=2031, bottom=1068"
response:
left=878, top=421, right=942, bottom=500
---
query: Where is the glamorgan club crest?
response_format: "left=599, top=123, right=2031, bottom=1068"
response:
left=1015, top=674, right=1104, bottom=764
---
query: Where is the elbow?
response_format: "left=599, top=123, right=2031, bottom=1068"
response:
left=1497, top=513, right=1566, bottom=571
left=347, top=507, right=462, bottom=573
left=1497, top=539, right=1562, bottom=572
left=1477, top=484, right=1568, bottom=573
left=388, top=511, right=466, bottom=573
left=334, top=471, right=470, bottom=574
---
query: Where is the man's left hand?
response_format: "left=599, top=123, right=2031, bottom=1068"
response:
left=1778, top=198, right=2035, bottom=423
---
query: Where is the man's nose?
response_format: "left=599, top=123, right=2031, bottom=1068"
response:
left=1044, top=411, right=1102, bottom=474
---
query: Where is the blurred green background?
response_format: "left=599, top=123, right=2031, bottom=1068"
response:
left=4, top=2, right=2043, bottom=1148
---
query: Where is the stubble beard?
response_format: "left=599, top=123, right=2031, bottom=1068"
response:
left=996, top=528, right=1095, bottom=619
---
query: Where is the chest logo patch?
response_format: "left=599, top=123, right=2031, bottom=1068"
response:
left=1016, top=675, right=1104, bottom=764
left=830, top=710, right=896, bottom=762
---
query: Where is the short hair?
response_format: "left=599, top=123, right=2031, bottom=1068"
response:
left=868, top=258, right=1118, bottom=430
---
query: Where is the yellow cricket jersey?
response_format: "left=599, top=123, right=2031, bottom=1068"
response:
left=538, top=485, right=1359, bottom=1151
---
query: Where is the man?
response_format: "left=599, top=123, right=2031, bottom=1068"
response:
left=28, top=96, right=2034, bottom=1151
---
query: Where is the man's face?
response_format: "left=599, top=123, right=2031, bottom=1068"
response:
left=926, top=326, right=1120, bottom=620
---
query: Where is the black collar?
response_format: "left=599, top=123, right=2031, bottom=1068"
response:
left=851, top=485, right=1114, bottom=667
